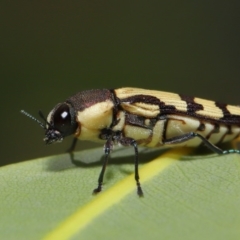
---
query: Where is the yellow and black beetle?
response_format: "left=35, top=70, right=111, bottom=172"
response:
left=21, top=88, right=240, bottom=196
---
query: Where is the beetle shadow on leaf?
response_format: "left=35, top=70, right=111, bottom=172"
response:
left=46, top=146, right=167, bottom=172
left=46, top=142, right=236, bottom=172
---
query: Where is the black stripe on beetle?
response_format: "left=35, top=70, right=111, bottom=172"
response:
left=179, top=94, right=204, bottom=115
left=215, top=102, right=240, bottom=124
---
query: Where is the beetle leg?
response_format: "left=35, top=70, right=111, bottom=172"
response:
left=67, top=137, right=78, bottom=153
left=93, top=137, right=113, bottom=195
left=164, top=132, right=240, bottom=154
left=119, top=137, right=144, bottom=197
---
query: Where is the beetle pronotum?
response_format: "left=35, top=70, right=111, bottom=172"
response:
left=21, top=88, right=240, bottom=196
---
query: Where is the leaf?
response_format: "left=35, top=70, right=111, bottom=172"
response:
left=1, top=147, right=240, bottom=240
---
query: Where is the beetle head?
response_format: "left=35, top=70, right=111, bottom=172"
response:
left=21, top=102, right=78, bottom=144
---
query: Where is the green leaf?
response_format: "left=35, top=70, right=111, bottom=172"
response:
left=1, top=147, right=240, bottom=240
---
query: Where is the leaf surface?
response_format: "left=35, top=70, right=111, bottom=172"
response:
left=1, top=147, right=240, bottom=240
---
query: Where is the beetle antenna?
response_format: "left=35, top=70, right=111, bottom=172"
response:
left=20, top=110, right=46, bottom=129
left=38, top=110, right=52, bottom=128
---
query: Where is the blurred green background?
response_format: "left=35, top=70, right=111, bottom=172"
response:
left=1, top=1, right=240, bottom=166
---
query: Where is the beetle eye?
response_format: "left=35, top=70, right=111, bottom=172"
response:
left=52, top=103, right=77, bottom=137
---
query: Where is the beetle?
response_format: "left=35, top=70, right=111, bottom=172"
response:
left=21, top=87, right=240, bottom=196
